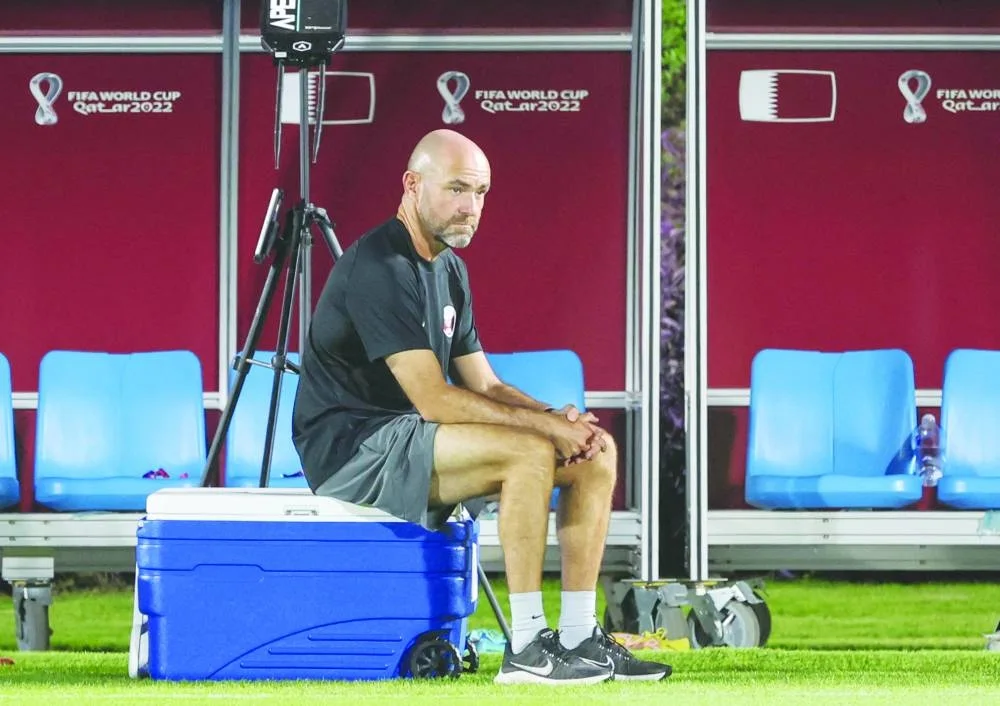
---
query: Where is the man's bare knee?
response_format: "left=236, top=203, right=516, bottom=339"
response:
left=501, top=430, right=556, bottom=486
left=594, top=433, right=618, bottom=487
left=555, top=430, right=618, bottom=491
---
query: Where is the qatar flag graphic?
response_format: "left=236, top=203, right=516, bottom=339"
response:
left=739, top=69, right=837, bottom=123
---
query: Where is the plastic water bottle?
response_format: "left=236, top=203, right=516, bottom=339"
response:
left=914, top=413, right=943, bottom=487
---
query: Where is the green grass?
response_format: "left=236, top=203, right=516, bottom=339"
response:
left=1, top=650, right=999, bottom=705
left=4, top=577, right=997, bottom=652
left=760, top=578, right=1000, bottom=650
left=1, top=578, right=999, bottom=705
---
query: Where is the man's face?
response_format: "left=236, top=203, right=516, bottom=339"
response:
left=416, top=165, right=490, bottom=249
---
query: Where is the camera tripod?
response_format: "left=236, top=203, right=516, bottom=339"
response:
left=199, top=57, right=343, bottom=489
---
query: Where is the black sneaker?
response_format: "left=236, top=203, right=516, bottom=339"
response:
left=562, top=626, right=672, bottom=681
left=494, top=628, right=614, bottom=686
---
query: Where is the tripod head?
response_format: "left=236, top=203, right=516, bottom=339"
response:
left=253, top=188, right=343, bottom=264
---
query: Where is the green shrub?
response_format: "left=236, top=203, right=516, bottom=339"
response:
left=662, top=0, right=686, bottom=127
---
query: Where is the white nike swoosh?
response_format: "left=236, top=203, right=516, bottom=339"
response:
left=509, top=658, right=555, bottom=676
left=579, top=656, right=613, bottom=669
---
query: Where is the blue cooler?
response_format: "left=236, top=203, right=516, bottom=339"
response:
left=133, top=487, right=479, bottom=681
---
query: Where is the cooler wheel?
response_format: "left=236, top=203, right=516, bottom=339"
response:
left=409, top=637, right=463, bottom=679
left=462, top=637, right=479, bottom=673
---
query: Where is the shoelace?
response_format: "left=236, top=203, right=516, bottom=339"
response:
left=595, top=625, right=638, bottom=664
left=537, top=630, right=575, bottom=667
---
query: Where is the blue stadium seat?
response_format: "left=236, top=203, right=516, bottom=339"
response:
left=938, top=349, right=1000, bottom=509
left=224, top=351, right=306, bottom=488
left=746, top=349, right=922, bottom=509
left=35, top=351, right=205, bottom=511
left=0, top=353, right=19, bottom=509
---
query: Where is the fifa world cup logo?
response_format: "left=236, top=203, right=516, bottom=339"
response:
left=898, top=70, right=932, bottom=124
left=437, top=71, right=470, bottom=125
left=29, top=72, right=63, bottom=126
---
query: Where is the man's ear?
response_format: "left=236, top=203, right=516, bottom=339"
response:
left=402, top=170, right=420, bottom=198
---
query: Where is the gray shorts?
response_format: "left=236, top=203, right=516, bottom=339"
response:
left=313, top=414, right=455, bottom=530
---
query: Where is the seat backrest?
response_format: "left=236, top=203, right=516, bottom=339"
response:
left=224, top=351, right=304, bottom=485
left=831, top=349, right=916, bottom=477
left=747, top=349, right=837, bottom=478
left=122, top=351, right=207, bottom=477
left=36, top=351, right=206, bottom=479
left=748, top=348, right=917, bottom=479
left=941, top=348, right=1000, bottom=477
left=0, top=353, right=15, bottom=482
left=486, top=350, right=586, bottom=411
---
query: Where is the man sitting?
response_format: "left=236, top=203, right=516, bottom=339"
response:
left=292, top=128, right=672, bottom=685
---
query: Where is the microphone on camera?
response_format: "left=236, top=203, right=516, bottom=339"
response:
left=260, top=0, right=348, bottom=168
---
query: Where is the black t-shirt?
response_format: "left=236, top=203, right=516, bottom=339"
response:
left=291, top=217, right=482, bottom=489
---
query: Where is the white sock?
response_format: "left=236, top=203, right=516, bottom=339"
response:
left=509, top=591, right=547, bottom=654
left=558, top=591, right=598, bottom=649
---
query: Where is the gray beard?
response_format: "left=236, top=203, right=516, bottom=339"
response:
left=436, top=232, right=473, bottom=249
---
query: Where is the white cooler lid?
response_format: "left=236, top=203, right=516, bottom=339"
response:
left=144, top=487, right=405, bottom=522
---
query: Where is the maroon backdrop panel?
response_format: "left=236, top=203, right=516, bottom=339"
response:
left=13, top=409, right=35, bottom=512
left=0, top=54, right=221, bottom=392
left=242, top=0, right=633, bottom=31
left=707, top=51, right=1000, bottom=390
left=707, top=407, right=750, bottom=510
left=237, top=51, right=631, bottom=390
left=708, top=0, right=1000, bottom=31
left=3, top=0, right=223, bottom=32
left=600, top=409, right=628, bottom=511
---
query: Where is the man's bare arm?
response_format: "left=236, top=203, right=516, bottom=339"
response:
left=385, top=349, right=597, bottom=462
left=449, top=351, right=607, bottom=457
left=450, top=351, right=550, bottom=411
left=386, top=349, right=550, bottom=428
left=482, top=382, right=551, bottom=411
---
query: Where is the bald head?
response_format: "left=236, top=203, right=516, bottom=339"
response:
left=406, top=129, right=490, bottom=177
left=399, top=129, right=491, bottom=253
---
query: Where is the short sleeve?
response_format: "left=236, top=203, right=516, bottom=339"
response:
left=345, top=255, right=430, bottom=363
left=450, top=262, right=482, bottom=358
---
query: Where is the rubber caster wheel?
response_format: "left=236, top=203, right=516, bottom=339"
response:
left=409, top=638, right=463, bottom=679
left=462, top=638, right=479, bottom=674
left=749, top=594, right=772, bottom=647
left=688, top=600, right=761, bottom=649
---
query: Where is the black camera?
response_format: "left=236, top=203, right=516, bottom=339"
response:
left=260, top=0, right=348, bottom=67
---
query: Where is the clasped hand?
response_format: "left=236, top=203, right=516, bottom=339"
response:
left=547, top=404, right=608, bottom=466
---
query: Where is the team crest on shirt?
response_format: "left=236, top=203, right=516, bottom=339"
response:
left=442, top=305, right=457, bottom=338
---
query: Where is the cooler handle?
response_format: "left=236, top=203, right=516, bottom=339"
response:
left=283, top=506, right=319, bottom=516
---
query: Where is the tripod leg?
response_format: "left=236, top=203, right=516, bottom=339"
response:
left=199, top=216, right=293, bottom=488
left=478, top=561, right=512, bottom=645
left=258, top=209, right=305, bottom=489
